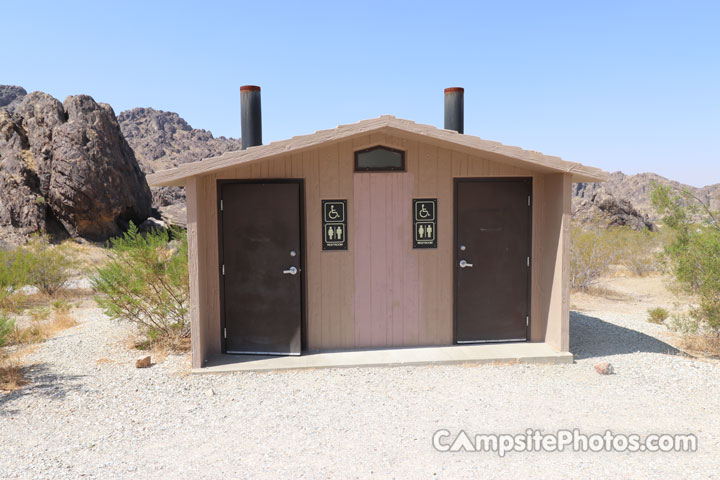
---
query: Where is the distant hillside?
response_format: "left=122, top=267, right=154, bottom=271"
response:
left=574, top=171, right=720, bottom=222
left=117, top=108, right=241, bottom=223
left=118, top=108, right=241, bottom=175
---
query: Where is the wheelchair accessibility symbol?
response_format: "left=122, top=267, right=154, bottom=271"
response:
left=327, top=205, right=340, bottom=220
left=414, top=199, right=436, bottom=222
left=323, top=201, right=345, bottom=223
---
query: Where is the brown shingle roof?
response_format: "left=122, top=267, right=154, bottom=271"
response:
left=147, top=115, right=608, bottom=186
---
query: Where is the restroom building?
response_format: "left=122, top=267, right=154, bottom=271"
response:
left=147, top=87, right=608, bottom=369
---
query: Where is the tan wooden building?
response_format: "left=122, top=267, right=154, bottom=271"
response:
left=148, top=87, right=607, bottom=369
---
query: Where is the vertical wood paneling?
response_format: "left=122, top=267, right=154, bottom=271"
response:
left=337, top=141, right=355, bottom=348
left=353, top=172, right=372, bottom=346
left=369, top=174, right=389, bottom=346
left=390, top=172, right=405, bottom=345
left=185, top=178, right=205, bottom=369
left=402, top=142, right=420, bottom=345
left=318, top=145, right=339, bottom=348
left=304, top=149, right=322, bottom=349
left=436, top=148, right=454, bottom=344
left=193, top=131, right=569, bottom=368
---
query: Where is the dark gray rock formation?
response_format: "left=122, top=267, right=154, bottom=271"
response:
left=574, top=171, right=720, bottom=222
left=573, top=192, right=654, bottom=231
left=0, top=91, right=152, bottom=241
left=118, top=107, right=241, bottom=220
left=0, top=85, right=26, bottom=110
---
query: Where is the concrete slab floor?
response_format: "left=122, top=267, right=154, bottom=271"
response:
left=195, top=342, right=573, bottom=374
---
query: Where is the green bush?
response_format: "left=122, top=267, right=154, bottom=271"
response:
left=0, top=248, right=30, bottom=308
left=23, top=236, right=74, bottom=296
left=647, top=307, right=669, bottom=324
left=0, top=314, right=14, bottom=348
left=614, top=228, right=664, bottom=276
left=91, top=223, right=190, bottom=346
left=570, top=225, right=619, bottom=289
left=652, top=183, right=720, bottom=338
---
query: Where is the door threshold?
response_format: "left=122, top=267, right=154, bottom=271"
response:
left=226, top=351, right=301, bottom=356
left=456, top=338, right=527, bottom=344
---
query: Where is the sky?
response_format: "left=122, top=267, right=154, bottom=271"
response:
left=3, top=0, right=719, bottom=186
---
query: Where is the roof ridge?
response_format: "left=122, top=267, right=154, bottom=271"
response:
left=148, top=115, right=609, bottom=186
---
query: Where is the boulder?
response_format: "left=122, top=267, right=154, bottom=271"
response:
left=137, top=216, right=168, bottom=234
left=49, top=95, right=152, bottom=240
left=0, top=90, right=152, bottom=241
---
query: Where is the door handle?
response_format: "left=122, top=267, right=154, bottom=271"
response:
left=459, top=260, right=473, bottom=268
left=283, top=266, right=298, bottom=275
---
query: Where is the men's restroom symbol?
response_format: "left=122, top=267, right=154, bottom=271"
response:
left=417, top=222, right=434, bottom=240
left=327, top=225, right=344, bottom=240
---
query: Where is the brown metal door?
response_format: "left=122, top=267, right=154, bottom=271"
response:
left=220, top=181, right=303, bottom=355
left=455, top=178, right=531, bottom=343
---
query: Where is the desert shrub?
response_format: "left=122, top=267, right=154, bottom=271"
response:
left=647, top=307, right=669, bottom=324
left=0, top=248, right=30, bottom=308
left=22, top=236, right=74, bottom=296
left=91, top=223, right=189, bottom=347
left=51, top=299, right=71, bottom=314
left=652, top=183, right=720, bottom=341
left=614, top=228, right=664, bottom=276
left=0, top=314, right=14, bottom=348
left=570, top=225, right=618, bottom=289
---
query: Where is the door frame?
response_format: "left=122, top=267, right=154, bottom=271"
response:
left=453, top=177, right=533, bottom=344
left=216, top=179, right=308, bottom=354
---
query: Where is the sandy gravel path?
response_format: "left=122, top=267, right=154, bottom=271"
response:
left=1, top=280, right=719, bottom=479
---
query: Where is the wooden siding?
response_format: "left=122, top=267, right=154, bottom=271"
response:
left=188, top=130, right=570, bottom=363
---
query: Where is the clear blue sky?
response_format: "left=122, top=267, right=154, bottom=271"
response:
left=4, top=1, right=719, bottom=186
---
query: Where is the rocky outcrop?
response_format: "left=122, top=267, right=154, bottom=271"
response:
left=0, top=85, right=26, bottom=110
left=118, top=107, right=241, bottom=225
left=118, top=107, right=241, bottom=175
left=573, top=192, right=654, bottom=231
left=574, top=171, right=720, bottom=222
left=0, top=91, right=152, bottom=241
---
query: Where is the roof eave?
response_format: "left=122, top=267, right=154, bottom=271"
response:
left=146, top=116, right=610, bottom=187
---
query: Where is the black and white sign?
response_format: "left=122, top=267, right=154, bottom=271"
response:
left=322, top=200, right=348, bottom=250
left=413, top=198, right=437, bottom=248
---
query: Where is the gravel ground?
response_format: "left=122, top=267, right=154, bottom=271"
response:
left=1, top=292, right=719, bottom=479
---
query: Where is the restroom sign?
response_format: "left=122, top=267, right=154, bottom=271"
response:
left=322, top=200, right=348, bottom=250
left=413, top=199, right=437, bottom=248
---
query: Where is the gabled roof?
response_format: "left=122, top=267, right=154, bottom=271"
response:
left=147, top=115, right=608, bottom=187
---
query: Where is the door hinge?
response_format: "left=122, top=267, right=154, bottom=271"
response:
left=222, top=264, right=225, bottom=275
left=526, top=316, right=529, bottom=327
left=224, top=328, right=227, bottom=339
left=528, top=195, right=531, bottom=207
left=220, top=199, right=224, bottom=211
left=527, top=256, right=530, bottom=267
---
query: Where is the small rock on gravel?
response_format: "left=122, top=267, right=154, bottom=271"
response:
left=594, top=361, right=614, bottom=375
left=135, top=356, right=151, bottom=368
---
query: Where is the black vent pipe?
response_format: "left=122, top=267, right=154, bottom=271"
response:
left=240, top=85, right=262, bottom=149
left=444, top=87, right=464, bottom=134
